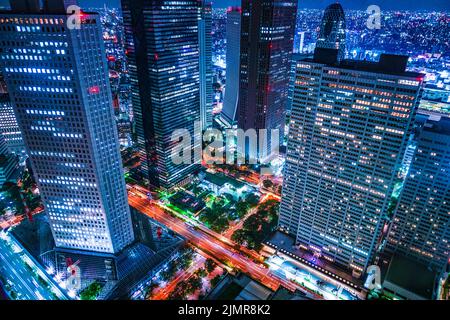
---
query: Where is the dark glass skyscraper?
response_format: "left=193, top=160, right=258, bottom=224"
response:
left=199, top=0, right=213, bottom=130
left=237, top=0, right=297, bottom=159
left=316, top=3, right=346, bottom=61
left=221, top=7, right=241, bottom=127
left=122, top=0, right=201, bottom=189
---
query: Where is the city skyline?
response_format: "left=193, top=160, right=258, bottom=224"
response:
left=0, top=0, right=448, bottom=303
left=1, top=0, right=450, bottom=11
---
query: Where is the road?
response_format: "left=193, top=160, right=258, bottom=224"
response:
left=128, top=194, right=319, bottom=299
left=0, top=237, right=55, bottom=300
left=151, top=254, right=206, bottom=300
left=0, top=206, right=44, bottom=230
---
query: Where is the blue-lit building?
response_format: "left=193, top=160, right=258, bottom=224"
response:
left=0, top=0, right=135, bottom=254
left=0, top=90, right=25, bottom=157
left=122, top=0, right=201, bottom=190
left=221, top=6, right=241, bottom=127
left=386, top=117, right=450, bottom=273
left=199, top=0, right=213, bottom=130
left=0, top=133, right=19, bottom=186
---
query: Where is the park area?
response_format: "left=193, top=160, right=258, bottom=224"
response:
left=231, top=199, right=280, bottom=251
left=162, top=175, right=261, bottom=234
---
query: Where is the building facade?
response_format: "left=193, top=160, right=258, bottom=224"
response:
left=0, top=91, right=25, bottom=156
left=0, top=133, right=19, bottom=186
left=237, top=0, right=297, bottom=159
left=0, top=0, right=135, bottom=254
left=221, top=6, right=241, bottom=127
left=315, top=3, right=346, bottom=62
left=386, top=117, right=450, bottom=272
left=122, top=0, right=201, bottom=189
left=199, top=0, right=213, bottom=130
left=279, top=52, right=424, bottom=274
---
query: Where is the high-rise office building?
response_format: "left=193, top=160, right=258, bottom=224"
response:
left=221, top=6, right=241, bottom=127
left=0, top=0, right=135, bottom=254
left=0, top=76, right=25, bottom=156
left=279, top=50, right=424, bottom=275
left=293, top=31, right=305, bottom=54
left=386, top=117, right=450, bottom=272
left=0, top=133, right=19, bottom=186
left=237, top=0, right=297, bottom=159
left=316, top=3, right=346, bottom=61
left=199, top=0, right=213, bottom=130
left=122, top=0, right=201, bottom=189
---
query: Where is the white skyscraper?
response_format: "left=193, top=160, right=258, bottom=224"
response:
left=279, top=51, right=424, bottom=275
left=0, top=0, right=134, bottom=254
left=0, top=91, right=25, bottom=156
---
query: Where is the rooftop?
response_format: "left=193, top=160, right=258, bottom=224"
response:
left=383, top=254, right=438, bottom=300
left=304, top=48, right=424, bottom=79
left=203, top=172, right=246, bottom=189
left=422, top=117, right=450, bottom=135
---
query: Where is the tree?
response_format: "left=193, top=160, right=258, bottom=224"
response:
left=211, top=215, right=229, bottom=233
left=205, top=258, right=216, bottom=274
left=231, top=229, right=247, bottom=245
left=179, top=251, right=194, bottom=270
left=80, top=281, right=103, bottom=300
left=187, top=276, right=202, bottom=294
left=210, top=274, right=222, bottom=288
left=235, top=201, right=249, bottom=218
left=195, top=268, right=207, bottom=278
left=277, top=185, right=282, bottom=195
left=243, top=214, right=263, bottom=230
left=245, top=193, right=260, bottom=207
left=161, top=260, right=179, bottom=281
left=262, top=179, right=273, bottom=189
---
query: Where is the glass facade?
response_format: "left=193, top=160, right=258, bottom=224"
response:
left=0, top=11, right=135, bottom=254
left=221, top=7, right=241, bottom=127
left=316, top=3, right=347, bottom=61
left=122, top=0, right=201, bottom=189
left=237, top=0, right=297, bottom=159
left=199, top=0, right=213, bottom=130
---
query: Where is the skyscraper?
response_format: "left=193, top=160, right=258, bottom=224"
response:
left=237, top=0, right=297, bottom=159
left=386, top=117, right=450, bottom=272
left=316, top=3, right=346, bottom=61
left=279, top=51, right=424, bottom=275
left=221, top=6, right=241, bottom=127
left=122, top=0, right=201, bottom=189
left=199, top=0, right=213, bottom=130
left=293, top=31, right=305, bottom=54
left=0, top=75, right=25, bottom=156
left=0, top=0, right=135, bottom=254
left=0, top=133, right=19, bottom=186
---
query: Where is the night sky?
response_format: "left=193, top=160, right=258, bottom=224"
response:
left=0, top=0, right=449, bottom=11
